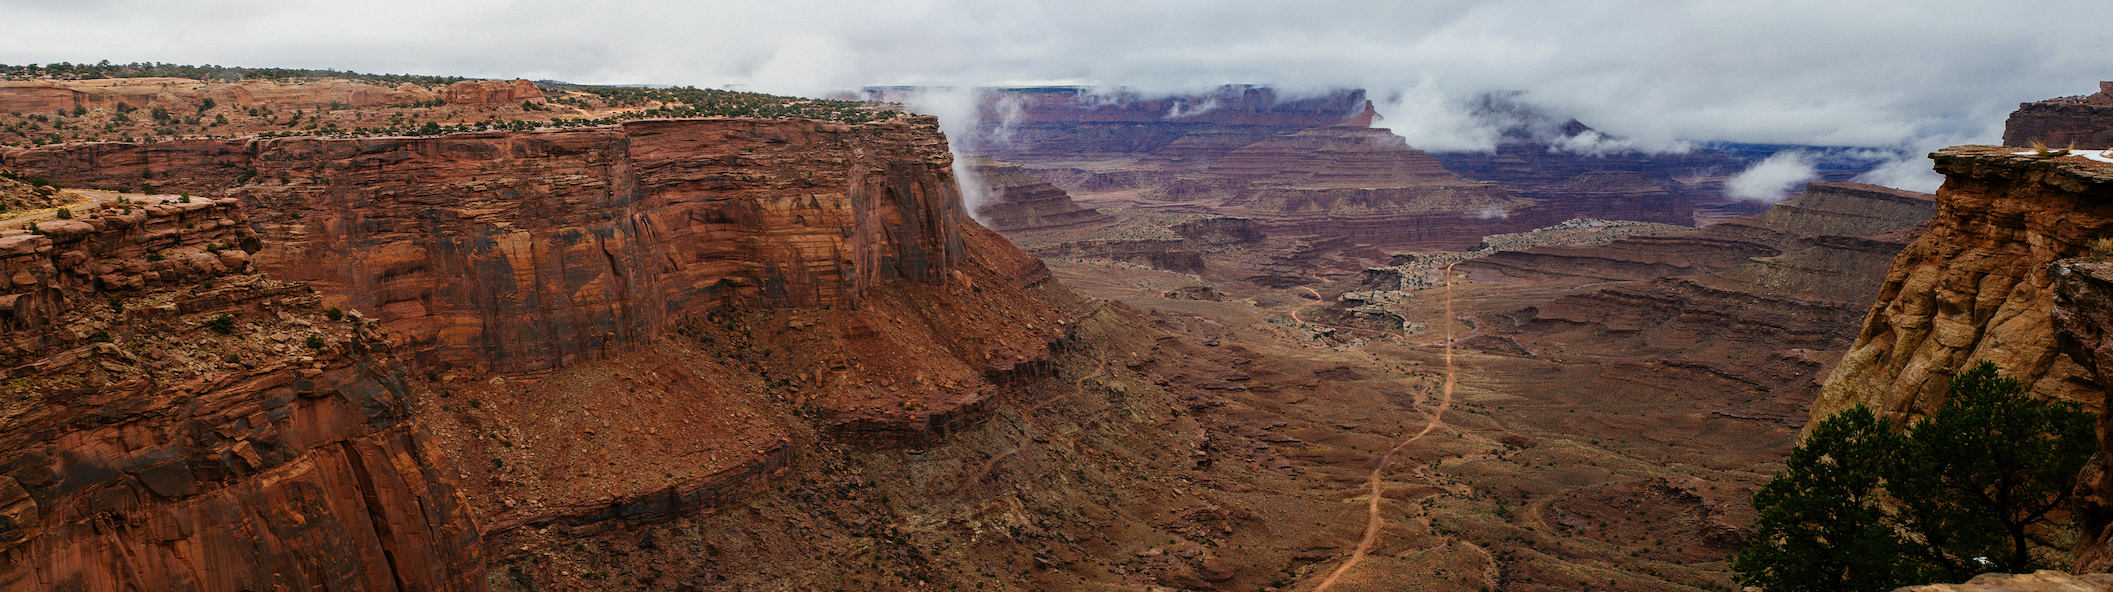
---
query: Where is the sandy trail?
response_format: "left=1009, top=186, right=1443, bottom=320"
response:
left=1309, top=263, right=1461, bottom=592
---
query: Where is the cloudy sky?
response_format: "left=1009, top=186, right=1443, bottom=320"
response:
left=5, top=0, right=2110, bottom=188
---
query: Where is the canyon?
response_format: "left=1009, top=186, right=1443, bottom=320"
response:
left=0, top=71, right=2107, bottom=592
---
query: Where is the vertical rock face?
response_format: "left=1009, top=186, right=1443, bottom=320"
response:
left=1811, top=147, right=2113, bottom=429
left=3, top=117, right=970, bottom=378
left=0, top=202, right=483, bottom=591
left=2002, top=82, right=2113, bottom=149
left=2053, top=260, right=2113, bottom=572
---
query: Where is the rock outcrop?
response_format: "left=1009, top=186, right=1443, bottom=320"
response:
left=1811, top=147, right=2113, bottom=427
left=2002, top=82, right=2113, bottom=149
left=442, top=79, right=544, bottom=107
left=0, top=197, right=482, bottom=591
left=5, top=116, right=971, bottom=377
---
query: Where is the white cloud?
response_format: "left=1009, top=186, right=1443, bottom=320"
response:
left=3, top=0, right=2110, bottom=150
left=1726, top=152, right=1819, bottom=202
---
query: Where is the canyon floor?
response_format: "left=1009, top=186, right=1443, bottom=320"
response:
left=1040, top=251, right=1785, bottom=591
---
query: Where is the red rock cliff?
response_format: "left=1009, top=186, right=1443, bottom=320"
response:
left=2002, top=82, right=2113, bottom=149
left=1811, top=147, right=2113, bottom=426
left=3, top=116, right=970, bottom=377
left=0, top=201, right=483, bottom=591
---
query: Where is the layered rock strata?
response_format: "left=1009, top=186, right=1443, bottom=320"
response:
left=962, top=156, right=1112, bottom=233
left=0, top=201, right=482, bottom=591
left=1456, top=182, right=1934, bottom=423
left=1144, top=125, right=1531, bottom=249
left=1811, top=147, right=2113, bottom=426
left=2002, top=82, right=2113, bottom=149
left=4, top=116, right=970, bottom=377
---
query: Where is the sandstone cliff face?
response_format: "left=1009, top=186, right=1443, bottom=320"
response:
left=0, top=201, right=482, bottom=591
left=4, top=116, right=970, bottom=377
left=2002, top=82, right=2113, bottom=149
left=0, top=77, right=444, bottom=114
left=1811, top=147, right=2113, bottom=426
left=2052, top=260, right=2113, bottom=572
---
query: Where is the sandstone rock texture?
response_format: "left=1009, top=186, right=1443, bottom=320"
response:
left=0, top=77, right=447, bottom=114
left=5, top=116, right=970, bottom=377
left=1811, top=147, right=2113, bottom=427
left=0, top=204, right=482, bottom=591
left=2053, top=260, right=2113, bottom=573
left=2002, top=82, right=2113, bottom=149
left=1, top=198, right=257, bottom=340
left=1893, top=570, right=2113, bottom=592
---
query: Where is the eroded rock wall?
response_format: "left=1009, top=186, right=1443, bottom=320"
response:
left=1812, top=147, right=2113, bottom=429
left=4, top=116, right=970, bottom=377
left=2053, top=260, right=2113, bottom=572
left=0, top=202, right=483, bottom=591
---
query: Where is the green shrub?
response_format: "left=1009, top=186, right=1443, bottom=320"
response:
left=54, top=207, right=71, bottom=219
left=145, top=251, right=164, bottom=262
left=305, top=334, right=325, bottom=349
left=207, top=312, right=235, bottom=335
left=89, top=329, right=113, bottom=343
left=325, top=307, right=344, bottom=321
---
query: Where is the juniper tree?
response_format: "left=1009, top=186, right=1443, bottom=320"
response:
left=1735, top=405, right=1924, bottom=592
left=1886, top=361, right=2097, bottom=579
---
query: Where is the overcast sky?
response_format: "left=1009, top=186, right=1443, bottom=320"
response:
left=5, top=0, right=2110, bottom=186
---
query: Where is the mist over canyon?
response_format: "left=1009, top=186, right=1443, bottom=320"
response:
left=2, top=7, right=2113, bottom=589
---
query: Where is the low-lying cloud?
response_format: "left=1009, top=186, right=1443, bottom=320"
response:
left=1726, top=152, right=1820, bottom=202
left=4, top=0, right=2109, bottom=193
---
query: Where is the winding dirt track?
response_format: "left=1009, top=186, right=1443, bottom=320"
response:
left=1309, top=263, right=1462, bottom=592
